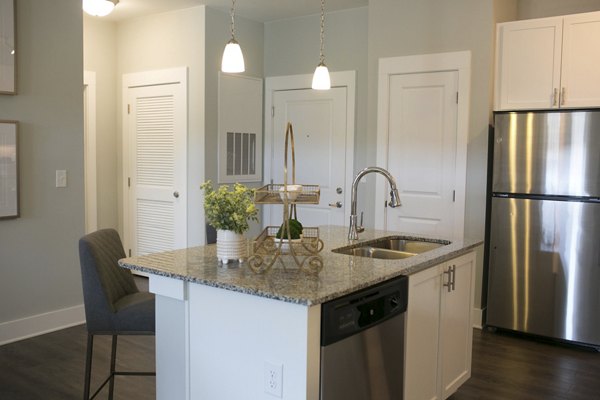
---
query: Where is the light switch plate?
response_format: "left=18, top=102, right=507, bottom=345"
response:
left=56, top=170, right=67, bottom=188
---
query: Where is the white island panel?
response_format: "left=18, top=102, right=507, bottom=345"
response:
left=188, top=283, right=321, bottom=400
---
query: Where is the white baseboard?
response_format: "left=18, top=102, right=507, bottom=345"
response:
left=472, top=307, right=483, bottom=330
left=0, top=304, right=85, bottom=346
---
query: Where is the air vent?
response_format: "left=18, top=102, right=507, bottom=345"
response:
left=226, top=131, right=256, bottom=177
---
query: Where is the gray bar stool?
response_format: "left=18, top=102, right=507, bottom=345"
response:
left=78, top=229, right=155, bottom=400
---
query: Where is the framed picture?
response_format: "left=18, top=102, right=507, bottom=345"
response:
left=0, top=0, right=16, bottom=94
left=0, top=120, right=18, bottom=219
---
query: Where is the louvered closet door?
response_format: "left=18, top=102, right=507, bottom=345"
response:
left=128, top=83, right=187, bottom=256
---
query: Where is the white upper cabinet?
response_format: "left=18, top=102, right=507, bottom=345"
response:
left=495, top=11, right=600, bottom=110
left=561, top=12, right=600, bottom=108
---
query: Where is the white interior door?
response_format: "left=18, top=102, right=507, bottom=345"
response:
left=384, top=71, right=458, bottom=239
left=267, top=87, right=348, bottom=228
left=124, top=70, right=187, bottom=256
left=377, top=52, right=471, bottom=242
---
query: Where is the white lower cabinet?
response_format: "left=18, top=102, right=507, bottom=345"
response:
left=404, top=251, right=476, bottom=400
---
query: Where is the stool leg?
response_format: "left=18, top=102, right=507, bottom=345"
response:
left=83, top=333, right=93, bottom=400
left=108, top=335, right=117, bottom=400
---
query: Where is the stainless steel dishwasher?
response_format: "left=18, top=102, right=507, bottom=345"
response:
left=320, top=275, right=408, bottom=400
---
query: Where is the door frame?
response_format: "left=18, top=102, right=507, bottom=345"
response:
left=264, top=71, right=356, bottom=226
left=121, top=67, right=188, bottom=254
left=375, top=51, right=470, bottom=241
left=83, top=70, right=98, bottom=233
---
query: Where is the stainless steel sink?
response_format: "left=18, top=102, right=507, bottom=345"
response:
left=332, top=236, right=450, bottom=260
left=367, top=238, right=448, bottom=253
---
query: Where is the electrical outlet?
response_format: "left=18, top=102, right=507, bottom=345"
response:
left=264, top=361, right=283, bottom=398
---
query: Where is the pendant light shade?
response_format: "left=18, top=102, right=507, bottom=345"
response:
left=312, top=62, right=331, bottom=90
left=312, top=0, right=331, bottom=90
left=222, top=39, right=245, bottom=73
left=222, top=0, right=245, bottom=73
left=83, top=0, right=118, bottom=17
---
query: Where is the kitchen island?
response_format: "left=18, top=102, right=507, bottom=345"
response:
left=119, top=226, right=482, bottom=400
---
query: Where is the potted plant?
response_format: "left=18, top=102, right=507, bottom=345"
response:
left=201, top=181, right=259, bottom=264
left=274, top=218, right=303, bottom=253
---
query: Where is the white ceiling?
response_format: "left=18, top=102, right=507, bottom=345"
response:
left=105, top=0, right=369, bottom=23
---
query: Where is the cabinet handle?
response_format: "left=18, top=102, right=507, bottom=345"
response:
left=553, top=88, right=558, bottom=107
left=443, top=268, right=452, bottom=292
left=560, top=87, right=566, bottom=106
left=451, top=265, right=456, bottom=292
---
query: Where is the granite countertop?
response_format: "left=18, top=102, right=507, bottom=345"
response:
left=119, top=225, right=482, bottom=306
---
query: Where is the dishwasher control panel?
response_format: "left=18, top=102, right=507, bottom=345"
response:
left=320, top=275, right=408, bottom=346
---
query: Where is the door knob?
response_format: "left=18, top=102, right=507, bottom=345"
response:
left=329, top=201, right=342, bottom=208
left=173, top=191, right=180, bottom=198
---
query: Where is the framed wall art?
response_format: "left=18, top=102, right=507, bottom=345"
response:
left=0, top=120, right=18, bottom=219
left=0, top=0, right=16, bottom=94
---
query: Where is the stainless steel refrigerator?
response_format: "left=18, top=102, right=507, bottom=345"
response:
left=487, top=110, right=600, bottom=347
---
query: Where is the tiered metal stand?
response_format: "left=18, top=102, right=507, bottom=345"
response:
left=248, top=122, right=324, bottom=275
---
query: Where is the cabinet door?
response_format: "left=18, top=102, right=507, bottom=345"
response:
left=404, top=265, right=443, bottom=400
left=440, top=252, right=475, bottom=399
left=560, top=11, right=600, bottom=108
left=495, top=17, right=563, bottom=110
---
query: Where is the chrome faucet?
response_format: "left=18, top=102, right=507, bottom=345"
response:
left=348, top=167, right=401, bottom=240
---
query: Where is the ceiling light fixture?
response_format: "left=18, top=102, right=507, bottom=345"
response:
left=221, top=0, right=245, bottom=73
left=312, top=0, right=331, bottom=90
left=83, top=0, right=119, bottom=17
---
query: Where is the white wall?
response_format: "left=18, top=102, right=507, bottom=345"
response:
left=204, top=7, right=265, bottom=238
left=367, top=0, right=496, bottom=314
left=264, top=7, right=369, bottom=216
left=518, top=0, right=600, bottom=19
left=0, top=0, right=85, bottom=337
left=117, top=6, right=208, bottom=247
left=83, top=16, right=118, bottom=230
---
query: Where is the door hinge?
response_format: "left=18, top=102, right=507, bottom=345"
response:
left=128, top=249, right=132, bottom=257
left=453, top=190, right=456, bottom=202
left=456, top=92, right=459, bottom=104
left=271, top=106, right=275, bottom=117
left=128, top=177, right=131, bottom=187
left=127, top=104, right=131, bottom=114
left=385, top=200, right=388, bottom=208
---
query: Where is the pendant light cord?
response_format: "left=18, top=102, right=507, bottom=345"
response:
left=230, top=0, right=237, bottom=41
left=319, top=0, right=325, bottom=64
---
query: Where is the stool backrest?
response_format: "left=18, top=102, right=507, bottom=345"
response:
left=79, top=229, right=139, bottom=330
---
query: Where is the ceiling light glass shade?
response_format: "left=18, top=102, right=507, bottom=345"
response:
left=221, top=40, right=245, bottom=73
left=83, top=0, right=116, bottom=17
left=312, top=63, right=331, bottom=90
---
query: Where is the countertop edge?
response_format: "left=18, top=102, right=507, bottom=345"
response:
left=120, top=239, right=483, bottom=306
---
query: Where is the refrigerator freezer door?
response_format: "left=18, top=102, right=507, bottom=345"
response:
left=493, top=111, right=600, bottom=197
left=487, top=197, right=600, bottom=346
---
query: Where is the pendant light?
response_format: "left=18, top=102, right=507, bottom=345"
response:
left=221, top=0, right=245, bottom=73
left=312, top=0, right=331, bottom=90
left=83, top=0, right=119, bottom=17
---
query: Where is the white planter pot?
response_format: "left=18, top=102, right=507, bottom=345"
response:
left=216, top=230, right=247, bottom=265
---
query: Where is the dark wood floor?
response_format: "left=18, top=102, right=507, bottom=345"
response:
left=0, top=325, right=155, bottom=400
left=451, top=329, right=600, bottom=400
left=1, top=325, right=598, bottom=399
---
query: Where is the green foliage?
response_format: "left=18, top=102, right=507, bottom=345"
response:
left=201, top=181, right=259, bottom=234
left=276, top=219, right=303, bottom=240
